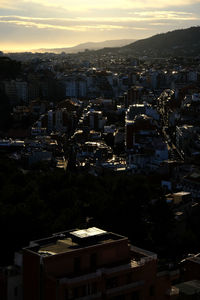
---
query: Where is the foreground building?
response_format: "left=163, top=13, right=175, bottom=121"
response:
left=21, top=227, right=178, bottom=300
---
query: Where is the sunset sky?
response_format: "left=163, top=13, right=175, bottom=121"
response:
left=0, top=0, right=200, bottom=52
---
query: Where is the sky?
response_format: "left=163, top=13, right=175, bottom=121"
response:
left=0, top=0, right=200, bottom=52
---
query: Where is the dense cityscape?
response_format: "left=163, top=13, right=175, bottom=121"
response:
left=1, top=26, right=200, bottom=299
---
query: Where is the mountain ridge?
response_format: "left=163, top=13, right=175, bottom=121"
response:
left=31, top=26, right=200, bottom=57
left=119, top=26, right=200, bottom=57
left=35, top=39, right=136, bottom=54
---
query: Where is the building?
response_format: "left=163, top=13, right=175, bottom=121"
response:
left=22, top=227, right=178, bottom=300
left=179, top=253, right=200, bottom=282
left=65, top=78, right=87, bottom=98
left=175, top=125, right=195, bottom=157
left=175, top=280, right=200, bottom=299
left=165, top=192, right=191, bottom=206
left=15, top=81, right=28, bottom=103
left=4, top=80, right=18, bottom=105
left=125, top=114, right=156, bottom=150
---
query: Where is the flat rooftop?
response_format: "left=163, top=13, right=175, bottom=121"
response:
left=71, top=228, right=106, bottom=239
left=186, top=253, right=200, bottom=264
left=173, top=192, right=191, bottom=196
left=175, top=280, right=200, bottom=296
left=25, top=227, right=127, bottom=257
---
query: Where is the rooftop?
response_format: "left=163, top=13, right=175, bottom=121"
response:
left=173, top=191, right=191, bottom=196
left=175, top=280, right=200, bottom=296
left=25, top=227, right=127, bottom=257
left=186, top=253, right=200, bottom=264
left=71, top=227, right=106, bottom=239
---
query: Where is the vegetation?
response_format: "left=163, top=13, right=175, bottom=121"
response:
left=120, top=26, right=200, bottom=57
left=0, top=90, right=11, bottom=130
left=0, top=57, right=21, bottom=80
left=0, top=155, right=199, bottom=266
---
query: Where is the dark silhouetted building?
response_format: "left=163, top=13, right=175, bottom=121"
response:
left=22, top=227, right=178, bottom=300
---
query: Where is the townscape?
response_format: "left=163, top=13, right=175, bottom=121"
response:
left=1, top=27, right=200, bottom=299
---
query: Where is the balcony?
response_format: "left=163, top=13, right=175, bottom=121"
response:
left=74, top=292, right=102, bottom=300
left=166, top=286, right=179, bottom=296
left=59, top=270, right=102, bottom=285
left=106, top=280, right=144, bottom=296
left=103, top=259, right=144, bottom=276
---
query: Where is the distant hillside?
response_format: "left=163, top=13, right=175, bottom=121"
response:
left=37, top=39, right=136, bottom=54
left=34, top=27, right=200, bottom=57
left=120, top=26, right=200, bottom=57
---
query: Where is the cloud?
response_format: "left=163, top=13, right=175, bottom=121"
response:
left=27, top=0, right=200, bottom=11
left=128, top=10, right=198, bottom=20
left=0, top=0, right=16, bottom=9
left=1, top=0, right=200, bottom=51
left=29, top=0, right=200, bottom=11
left=0, top=16, right=147, bottom=32
left=149, top=22, right=173, bottom=26
left=125, top=0, right=200, bottom=9
left=0, top=0, right=24, bottom=10
left=0, top=19, right=84, bottom=31
left=0, top=11, right=198, bottom=30
left=2, top=0, right=200, bottom=13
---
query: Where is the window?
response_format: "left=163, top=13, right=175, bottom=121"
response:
left=112, top=296, right=125, bottom=300
left=14, top=287, right=18, bottom=297
left=80, top=285, right=86, bottom=297
left=91, top=282, right=97, bottom=294
left=106, top=277, right=118, bottom=289
left=132, top=291, right=139, bottom=300
left=149, top=285, right=155, bottom=297
left=73, top=287, right=78, bottom=298
left=90, top=253, right=97, bottom=269
left=126, top=273, right=132, bottom=284
left=65, top=288, right=73, bottom=300
left=74, top=257, right=81, bottom=272
left=65, top=287, right=79, bottom=300
left=64, top=289, right=68, bottom=300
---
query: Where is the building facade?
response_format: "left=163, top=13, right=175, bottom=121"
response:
left=22, top=227, right=177, bottom=300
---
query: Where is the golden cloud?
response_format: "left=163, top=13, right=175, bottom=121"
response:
left=0, top=11, right=197, bottom=27
left=25, top=0, right=200, bottom=10
left=0, top=18, right=143, bottom=31
left=2, top=0, right=200, bottom=12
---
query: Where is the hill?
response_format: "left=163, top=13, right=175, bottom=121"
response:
left=120, top=26, right=200, bottom=57
left=36, top=39, right=136, bottom=54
